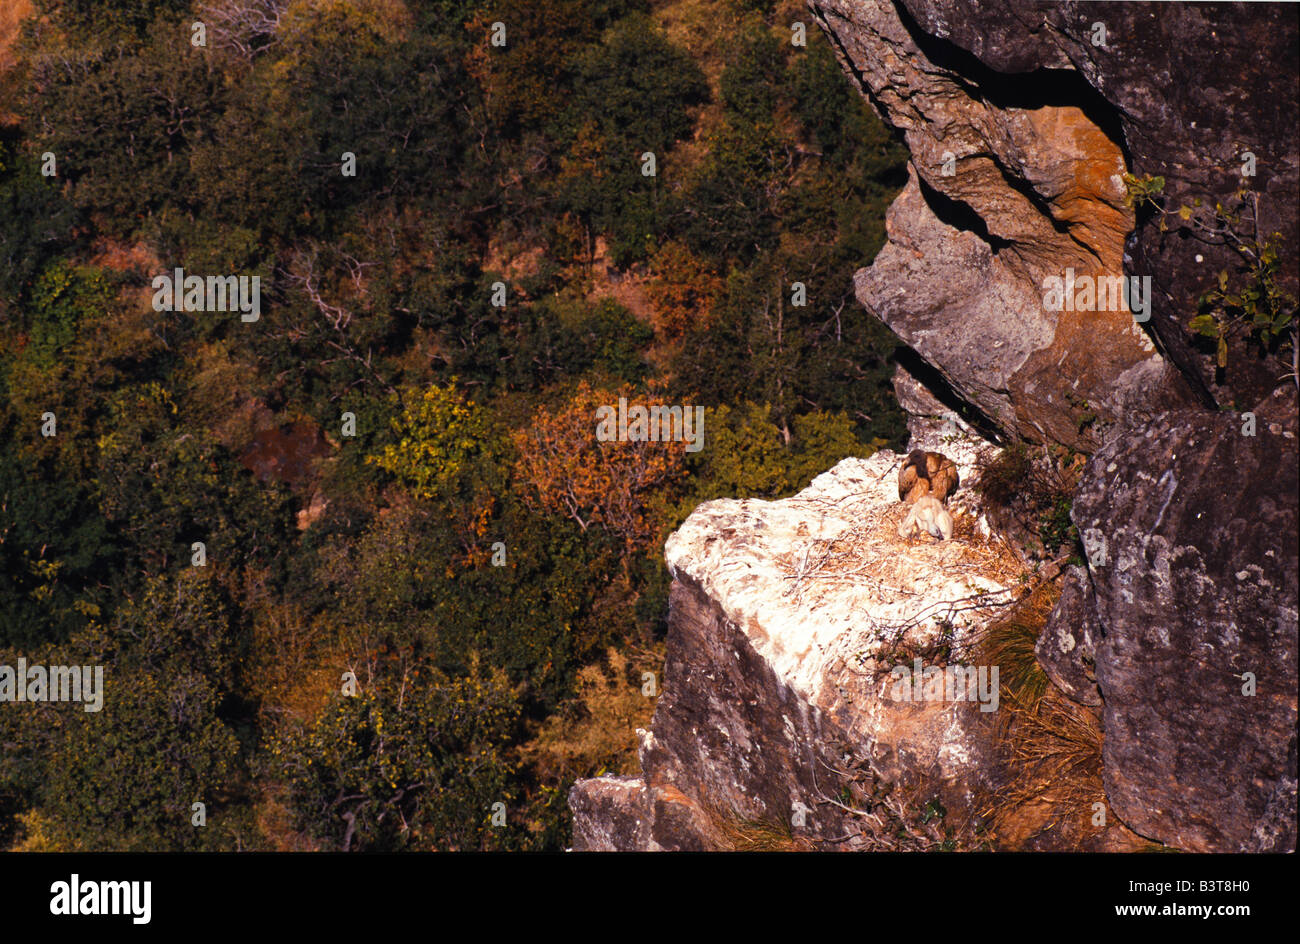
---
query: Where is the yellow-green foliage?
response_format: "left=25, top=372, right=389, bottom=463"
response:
left=272, top=0, right=412, bottom=81
left=1123, top=174, right=1296, bottom=374
left=525, top=647, right=660, bottom=782
left=22, top=262, right=114, bottom=368
left=369, top=384, right=506, bottom=503
left=685, top=402, right=875, bottom=502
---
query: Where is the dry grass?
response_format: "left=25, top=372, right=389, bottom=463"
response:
left=694, top=785, right=825, bottom=852
left=522, top=646, right=661, bottom=783
left=966, top=581, right=1135, bottom=850
left=968, top=581, right=1058, bottom=726
left=980, top=687, right=1107, bottom=848
left=714, top=815, right=812, bottom=852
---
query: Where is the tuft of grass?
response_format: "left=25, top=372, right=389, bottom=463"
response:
left=975, top=441, right=1033, bottom=509
left=980, top=688, right=1107, bottom=849
left=984, top=617, right=1050, bottom=713
left=714, top=815, right=810, bottom=852
left=967, top=580, right=1115, bottom=849
left=971, top=582, right=1056, bottom=722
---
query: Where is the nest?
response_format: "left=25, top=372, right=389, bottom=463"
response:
left=775, top=481, right=1034, bottom=670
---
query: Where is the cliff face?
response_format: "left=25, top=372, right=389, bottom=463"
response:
left=573, top=436, right=1019, bottom=851
left=1069, top=387, right=1297, bottom=852
left=889, top=0, right=1300, bottom=412
left=819, top=0, right=1188, bottom=449
left=570, top=1, right=1298, bottom=852
left=816, top=0, right=1298, bottom=419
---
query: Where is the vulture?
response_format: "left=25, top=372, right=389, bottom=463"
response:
left=897, top=450, right=959, bottom=504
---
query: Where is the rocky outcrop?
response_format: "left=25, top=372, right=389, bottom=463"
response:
left=569, top=774, right=716, bottom=852
left=574, top=441, right=1061, bottom=850
left=1071, top=385, right=1298, bottom=852
left=812, top=0, right=1298, bottom=432
left=570, top=1, right=1298, bottom=853
left=809, top=0, right=1299, bottom=851
left=813, top=0, right=1198, bottom=448
left=1036, top=566, right=1102, bottom=706
left=890, top=0, right=1300, bottom=409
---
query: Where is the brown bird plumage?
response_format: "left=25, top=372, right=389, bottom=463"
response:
left=897, top=450, right=959, bottom=504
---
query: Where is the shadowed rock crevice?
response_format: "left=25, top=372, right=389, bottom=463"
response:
left=891, top=0, right=1131, bottom=164
left=892, top=344, right=1004, bottom=444
left=914, top=172, right=1012, bottom=253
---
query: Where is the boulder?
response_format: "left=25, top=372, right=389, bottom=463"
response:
left=1074, top=386, right=1298, bottom=851
left=573, top=446, right=1025, bottom=850
left=1037, top=565, right=1102, bottom=707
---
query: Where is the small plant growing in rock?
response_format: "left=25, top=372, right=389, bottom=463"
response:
left=1120, top=172, right=1166, bottom=212
left=974, top=443, right=1084, bottom=562
left=1191, top=232, right=1294, bottom=375
left=1122, top=173, right=1297, bottom=383
left=1038, top=495, right=1079, bottom=557
left=1065, top=391, right=1099, bottom=438
left=920, top=796, right=947, bottom=825
left=975, top=441, right=1033, bottom=509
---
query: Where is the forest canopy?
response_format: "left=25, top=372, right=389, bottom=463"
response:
left=0, top=0, right=907, bottom=850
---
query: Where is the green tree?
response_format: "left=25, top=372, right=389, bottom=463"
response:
left=18, top=261, right=112, bottom=368
left=94, top=383, right=295, bottom=580
left=41, top=671, right=241, bottom=850
left=369, top=383, right=507, bottom=505
left=0, top=445, right=113, bottom=647
left=22, top=21, right=224, bottom=237
left=33, top=0, right=190, bottom=42
left=273, top=662, right=519, bottom=851
left=0, top=138, right=79, bottom=311
left=720, top=22, right=786, bottom=125
left=553, top=15, right=708, bottom=265
left=678, top=402, right=869, bottom=505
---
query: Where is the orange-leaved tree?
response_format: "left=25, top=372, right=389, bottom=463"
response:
left=511, top=381, right=690, bottom=555
left=646, top=240, right=722, bottom=341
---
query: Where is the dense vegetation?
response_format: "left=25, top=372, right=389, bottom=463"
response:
left=0, top=0, right=907, bottom=850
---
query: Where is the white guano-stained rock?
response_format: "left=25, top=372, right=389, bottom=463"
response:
left=569, top=435, right=1032, bottom=850
left=665, top=441, right=1013, bottom=714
